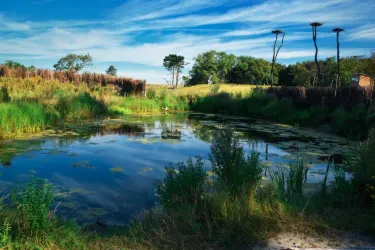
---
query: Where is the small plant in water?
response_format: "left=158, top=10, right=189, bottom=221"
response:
left=210, top=125, right=262, bottom=198
left=0, top=219, right=11, bottom=248
left=110, top=167, right=124, bottom=173
left=157, top=157, right=207, bottom=212
left=10, top=175, right=54, bottom=234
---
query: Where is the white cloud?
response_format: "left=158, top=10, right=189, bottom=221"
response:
left=0, top=0, right=374, bottom=83
left=345, top=25, right=375, bottom=41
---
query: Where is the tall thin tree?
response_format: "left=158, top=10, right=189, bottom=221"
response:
left=310, top=22, right=323, bottom=86
left=332, top=28, right=344, bottom=88
left=270, top=30, right=285, bottom=86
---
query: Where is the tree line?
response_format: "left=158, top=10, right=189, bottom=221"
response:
left=180, top=50, right=375, bottom=87
left=2, top=54, right=119, bottom=77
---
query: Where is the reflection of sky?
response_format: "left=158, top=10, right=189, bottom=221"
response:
left=0, top=115, right=351, bottom=225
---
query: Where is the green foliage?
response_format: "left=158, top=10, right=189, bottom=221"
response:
left=106, top=65, right=117, bottom=76
left=3, top=60, right=26, bottom=69
left=56, top=92, right=106, bottom=121
left=10, top=176, right=54, bottom=234
left=163, top=54, right=186, bottom=88
left=210, top=126, right=262, bottom=195
left=188, top=50, right=236, bottom=85
left=346, top=129, right=375, bottom=204
left=270, top=159, right=307, bottom=198
left=53, top=53, right=93, bottom=72
left=157, top=157, right=207, bottom=212
left=0, top=86, right=11, bottom=103
left=332, top=104, right=368, bottom=139
left=0, top=101, right=56, bottom=138
left=0, top=219, right=11, bottom=248
left=231, top=56, right=271, bottom=84
left=109, top=95, right=188, bottom=115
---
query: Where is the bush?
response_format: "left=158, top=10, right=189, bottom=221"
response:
left=0, top=101, right=55, bottom=138
left=332, top=104, right=369, bottom=140
left=270, top=159, right=307, bottom=199
left=210, top=126, right=262, bottom=197
left=57, top=92, right=106, bottom=120
left=10, top=176, right=54, bottom=234
left=346, top=128, right=375, bottom=206
left=157, top=157, right=207, bottom=213
left=0, top=86, right=11, bottom=102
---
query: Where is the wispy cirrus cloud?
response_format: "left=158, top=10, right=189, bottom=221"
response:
left=0, top=0, right=374, bottom=83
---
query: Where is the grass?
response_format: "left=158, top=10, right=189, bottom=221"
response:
left=0, top=126, right=374, bottom=249
left=1, top=76, right=372, bottom=139
left=0, top=101, right=55, bottom=138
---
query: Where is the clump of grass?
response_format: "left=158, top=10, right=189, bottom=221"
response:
left=157, top=157, right=207, bottom=213
left=270, top=159, right=307, bottom=200
left=0, top=101, right=57, bottom=138
left=0, top=86, right=11, bottom=102
left=56, top=92, right=106, bottom=121
left=210, top=126, right=262, bottom=198
left=10, top=175, right=54, bottom=234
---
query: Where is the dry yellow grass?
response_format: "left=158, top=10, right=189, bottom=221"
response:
left=147, top=84, right=269, bottom=100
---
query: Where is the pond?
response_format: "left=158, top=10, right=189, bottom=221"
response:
left=0, top=113, right=354, bottom=225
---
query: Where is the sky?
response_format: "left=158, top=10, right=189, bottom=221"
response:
left=0, top=0, right=374, bottom=83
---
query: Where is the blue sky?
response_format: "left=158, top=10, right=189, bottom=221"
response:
left=0, top=0, right=374, bottom=83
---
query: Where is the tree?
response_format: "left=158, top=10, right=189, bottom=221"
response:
left=270, top=30, right=285, bottom=86
left=53, top=53, right=93, bottom=72
left=3, top=60, right=26, bottom=69
left=231, top=56, right=271, bottom=84
left=310, top=22, right=323, bottom=86
left=332, top=28, right=344, bottom=88
left=187, top=50, right=235, bottom=85
left=163, top=54, right=185, bottom=89
left=106, top=65, right=117, bottom=76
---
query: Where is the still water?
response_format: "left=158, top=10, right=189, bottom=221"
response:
left=0, top=113, right=354, bottom=225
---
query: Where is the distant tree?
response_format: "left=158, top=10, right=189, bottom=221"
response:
left=310, top=22, right=323, bottom=86
left=231, top=56, right=271, bottom=84
left=163, top=54, right=185, bottom=89
left=270, top=30, right=285, bottom=86
left=332, top=28, right=344, bottom=88
left=182, top=75, right=190, bottom=86
left=3, top=60, right=26, bottom=69
left=27, top=65, right=36, bottom=71
left=53, top=53, right=93, bottom=72
left=187, top=50, right=235, bottom=85
left=106, top=65, right=117, bottom=76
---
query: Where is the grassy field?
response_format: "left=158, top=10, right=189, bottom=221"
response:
left=0, top=76, right=373, bottom=140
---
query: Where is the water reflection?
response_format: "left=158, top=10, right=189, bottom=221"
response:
left=0, top=113, right=354, bottom=225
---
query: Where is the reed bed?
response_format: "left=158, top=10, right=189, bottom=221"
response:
left=0, top=66, right=146, bottom=95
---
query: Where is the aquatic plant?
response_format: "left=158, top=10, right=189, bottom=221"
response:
left=157, top=157, right=207, bottom=212
left=210, top=126, right=262, bottom=197
left=0, top=101, right=56, bottom=138
left=110, top=167, right=124, bottom=173
left=10, top=176, right=54, bottom=234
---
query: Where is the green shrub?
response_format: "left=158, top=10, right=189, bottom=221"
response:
left=0, top=86, right=11, bottom=103
left=157, top=157, right=207, bottom=212
left=0, top=101, right=54, bottom=138
left=332, top=104, right=368, bottom=139
left=10, top=176, right=54, bottom=234
left=57, top=92, right=106, bottom=120
left=210, top=126, right=262, bottom=196
left=270, top=159, right=307, bottom=198
left=0, top=219, right=11, bottom=248
left=346, top=128, right=375, bottom=206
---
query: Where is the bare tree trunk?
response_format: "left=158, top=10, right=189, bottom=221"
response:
left=171, top=67, right=175, bottom=89
left=275, top=33, right=285, bottom=63
left=336, top=32, right=341, bottom=88
left=175, top=69, right=180, bottom=89
left=312, top=27, right=322, bottom=86
left=270, top=34, right=278, bottom=87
